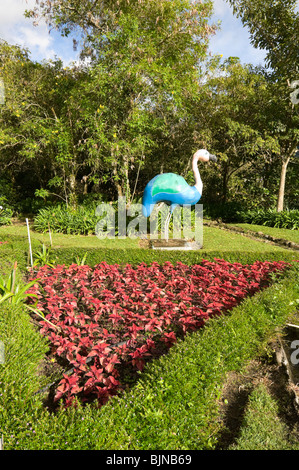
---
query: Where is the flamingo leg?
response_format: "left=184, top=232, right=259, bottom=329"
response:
left=164, top=208, right=172, bottom=242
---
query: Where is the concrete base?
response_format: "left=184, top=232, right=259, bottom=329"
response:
left=149, top=239, right=202, bottom=251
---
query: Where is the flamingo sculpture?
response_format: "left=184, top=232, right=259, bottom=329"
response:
left=142, top=149, right=217, bottom=240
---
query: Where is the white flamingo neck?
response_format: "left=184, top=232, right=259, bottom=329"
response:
left=192, top=155, right=203, bottom=194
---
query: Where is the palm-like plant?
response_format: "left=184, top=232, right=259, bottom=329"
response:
left=33, top=244, right=56, bottom=268
left=0, top=261, right=38, bottom=305
left=0, top=261, right=59, bottom=330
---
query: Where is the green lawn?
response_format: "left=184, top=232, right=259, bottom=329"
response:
left=230, top=223, right=299, bottom=245
left=202, top=225, right=291, bottom=252
left=229, top=383, right=299, bottom=450
left=0, top=222, right=294, bottom=254
left=0, top=223, right=138, bottom=249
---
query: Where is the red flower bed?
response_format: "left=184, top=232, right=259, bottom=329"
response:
left=28, top=259, right=289, bottom=407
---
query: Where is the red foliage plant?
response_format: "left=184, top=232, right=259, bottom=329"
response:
left=27, top=259, right=290, bottom=408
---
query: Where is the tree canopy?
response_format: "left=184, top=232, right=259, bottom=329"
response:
left=0, top=0, right=298, bottom=217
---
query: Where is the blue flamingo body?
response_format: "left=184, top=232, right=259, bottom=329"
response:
left=142, top=172, right=201, bottom=217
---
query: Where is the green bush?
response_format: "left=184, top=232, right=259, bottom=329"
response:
left=237, top=208, right=299, bottom=230
left=34, top=201, right=137, bottom=236
left=49, top=247, right=299, bottom=267
left=203, top=201, right=246, bottom=223
left=0, top=205, right=13, bottom=227
left=1, top=234, right=297, bottom=282
left=34, top=204, right=101, bottom=235
left=34, top=201, right=202, bottom=237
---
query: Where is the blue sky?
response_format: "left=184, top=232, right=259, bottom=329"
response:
left=209, top=0, right=267, bottom=65
left=0, top=0, right=276, bottom=67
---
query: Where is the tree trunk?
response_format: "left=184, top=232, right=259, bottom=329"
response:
left=112, top=165, right=123, bottom=198
left=68, top=174, right=77, bottom=208
left=222, top=162, right=229, bottom=203
left=277, top=156, right=290, bottom=212
left=81, top=175, right=89, bottom=195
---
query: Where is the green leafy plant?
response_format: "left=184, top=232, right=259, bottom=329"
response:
left=0, top=205, right=12, bottom=227
left=0, top=262, right=38, bottom=305
left=237, top=208, right=299, bottom=230
left=33, top=244, right=56, bottom=268
left=0, top=261, right=59, bottom=330
left=34, top=205, right=100, bottom=235
left=74, top=251, right=88, bottom=266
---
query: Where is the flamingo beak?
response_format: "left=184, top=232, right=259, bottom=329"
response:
left=209, top=154, right=217, bottom=162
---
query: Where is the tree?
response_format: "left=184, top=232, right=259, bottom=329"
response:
left=226, top=0, right=299, bottom=79
left=0, top=41, right=92, bottom=209
left=26, top=0, right=218, bottom=202
left=0, top=41, right=52, bottom=209
left=226, top=0, right=299, bottom=211
left=191, top=57, right=280, bottom=206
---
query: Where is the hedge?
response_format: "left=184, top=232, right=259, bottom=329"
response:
left=1, top=263, right=298, bottom=450
left=52, top=247, right=299, bottom=266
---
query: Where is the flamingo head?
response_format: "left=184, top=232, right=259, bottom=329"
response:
left=193, top=149, right=217, bottom=163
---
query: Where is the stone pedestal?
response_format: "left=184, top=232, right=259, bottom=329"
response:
left=149, top=239, right=202, bottom=251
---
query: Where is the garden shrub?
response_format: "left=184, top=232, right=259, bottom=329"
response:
left=34, top=202, right=200, bottom=236
left=89, top=263, right=299, bottom=450
left=1, top=240, right=297, bottom=280
left=27, top=259, right=290, bottom=408
left=0, top=193, right=15, bottom=226
left=203, top=204, right=299, bottom=229
left=34, top=204, right=101, bottom=235
left=51, top=247, right=298, bottom=267
left=237, top=208, right=299, bottom=230
left=203, top=201, right=246, bottom=223
left=0, top=206, right=12, bottom=227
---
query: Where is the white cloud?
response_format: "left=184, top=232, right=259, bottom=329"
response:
left=0, top=0, right=52, bottom=58
left=209, top=0, right=267, bottom=66
left=0, top=0, right=296, bottom=67
left=0, top=0, right=76, bottom=63
left=212, top=0, right=232, bottom=18
left=18, top=25, right=56, bottom=60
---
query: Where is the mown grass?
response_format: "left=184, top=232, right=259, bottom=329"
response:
left=1, top=222, right=297, bottom=277
left=231, top=223, right=299, bottom=245
left=0, top=222, right=296, bottom=252
left=2, top=222, right=292, bottom=277
left=0, top=223, right=139, bottom=250
left=229, top=383, right=299, bottom=450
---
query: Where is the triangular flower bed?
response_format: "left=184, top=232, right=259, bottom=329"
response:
left=28, top=259, right=290, bottom=408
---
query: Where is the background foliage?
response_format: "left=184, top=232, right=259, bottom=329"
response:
left=0, top=0, right=297, bottom=219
